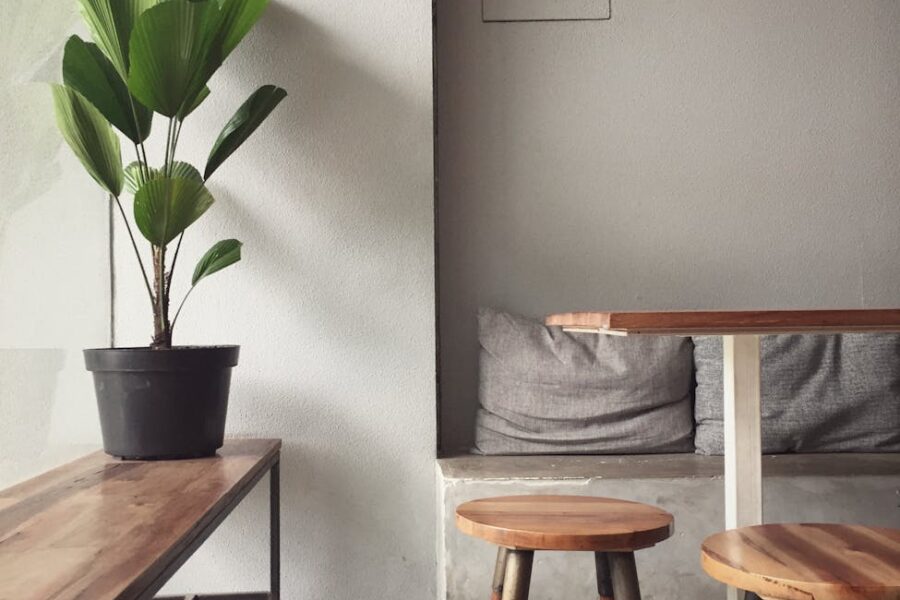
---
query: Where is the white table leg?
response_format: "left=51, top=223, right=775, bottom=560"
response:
left=722, top=334, right=763, bottom=600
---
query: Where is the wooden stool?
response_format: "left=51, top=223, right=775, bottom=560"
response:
left=456, top=495, right=674, bottom=600
left=701, top=523, right=900, bottom=600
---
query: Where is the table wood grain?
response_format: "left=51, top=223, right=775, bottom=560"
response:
left=545, top=309, right=900, bottom=335
left=701, top=523, right=900, bottom=600
left=0, top=438, right=281, bottom=600
left=456, top=495, right=674, bottom=551
left=544, top=309, right=900, bottom=600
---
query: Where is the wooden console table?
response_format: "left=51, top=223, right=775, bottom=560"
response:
left=0, top=438, right=281, bottom=600
left=545, top=309, right=900, bottom=600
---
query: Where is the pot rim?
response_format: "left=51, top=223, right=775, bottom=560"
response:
left=83, top=344, right=240, bottom=352
left=84, top=345, right=240, bottom=372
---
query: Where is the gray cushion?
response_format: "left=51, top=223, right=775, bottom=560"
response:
left=474, top=308, right=695, bottom=454
left=694, top=334, right=900, bottom=455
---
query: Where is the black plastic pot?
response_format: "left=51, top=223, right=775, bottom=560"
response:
left=84, top=346, right=239, bottom=460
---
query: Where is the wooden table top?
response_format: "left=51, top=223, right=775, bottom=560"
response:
left=0, top=438, right=281, bottom=600
left=456, top=495, right=674, bottom=551
left=545, top=309, right=900, bottom=335
left=701, top=523, right=900, bottom=600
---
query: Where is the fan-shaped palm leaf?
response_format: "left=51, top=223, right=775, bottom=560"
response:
left=128, top=0, right=271, bottom=119
left=124, top=160, right=202, bottom=195
left=63, top=35, right=152, bottom=144
left=51, top=84, right=123, bottom=196
left=133, top=176, right=214, bottom=246
left=192, top=239, right=242, bottom=286
left=216, top=0, right=270, bottom=57
left=205, top=85, right=286, bottom=178
left=127, top=0, right=221, bottom=117
left=77, top=0, right=159, bottom=78
left=179, top=85, right=211, bottom=120
left=181, top=0, right=271, bottom=114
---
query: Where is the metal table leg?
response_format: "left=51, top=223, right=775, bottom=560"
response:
left=500, top=550, right=533, bottom=600
left=490, top=547, right=510, bottom=600
left=153, top=455, right=283, bottom=600
left=595, top=552, right=614, bottom=600
left=270, top=461, right=280, bottom=600
left=608, top=552, right=641, bottom=600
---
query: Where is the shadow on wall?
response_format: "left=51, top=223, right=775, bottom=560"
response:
left=255, top=386, right=375, bottom=586
left=159, top=4, right=435, bottom=598
left=0, top=0, right=77, bottom=237
left=209, top=2, right=433, bottom=349
left=0, top=349, right=65, bottom=483
left=207, top=379, right=432, bottom=598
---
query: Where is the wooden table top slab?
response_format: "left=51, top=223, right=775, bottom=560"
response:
left=701, top=523, right=900, bottom=600
left=545, top=309, right=900, bottom=335
left=0, top=438, right=281, bottom=600
left=456, top=495, right=674, bottom=551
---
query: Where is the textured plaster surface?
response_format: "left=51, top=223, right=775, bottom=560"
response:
left=439, top=452, right=900, bottom=480
left=0, top=2, right=108, bottom=486
left=437, top=0, right=900, bottom=452
left=439, top=467, right=900, bottom=599
left=110, top=1, right=436, bottom=598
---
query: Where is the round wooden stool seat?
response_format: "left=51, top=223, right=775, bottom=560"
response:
left=701, top=523, right=900, bottom=600
left=456, top=495, right=674, bottom=551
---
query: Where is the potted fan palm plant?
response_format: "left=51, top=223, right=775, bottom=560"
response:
left=53, top=0, right=286, bottom=459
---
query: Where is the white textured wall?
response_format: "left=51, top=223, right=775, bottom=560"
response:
left=437, top=0, right=900, bottom=452
left=113, top=1, right=436, bottom=597
left=0, top=2, right=109, bottom=486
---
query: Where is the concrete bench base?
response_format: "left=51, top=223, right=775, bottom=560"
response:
left=437, top=453, right=900, bottom=600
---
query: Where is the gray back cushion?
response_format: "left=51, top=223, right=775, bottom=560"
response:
left=694, top=334, right=900, bottom=455
left=474, top=308, right=695, bottom=454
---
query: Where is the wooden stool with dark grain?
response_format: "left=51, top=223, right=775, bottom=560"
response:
left=701, top=523, right=900, bottom=600
left=456, top=495, right=674, bottom=600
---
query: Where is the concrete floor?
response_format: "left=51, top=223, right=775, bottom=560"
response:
left=438, top=454, right=900, bottom=600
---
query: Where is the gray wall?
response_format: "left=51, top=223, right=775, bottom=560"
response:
left=117, top=1, right=437, bottom=598
left=437, top=0, right=900, bottom=453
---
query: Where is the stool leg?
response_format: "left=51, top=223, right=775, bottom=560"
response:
left=595, top=552, right=614, bottom=600
left=490, top=547, right=510, bottom=600
left=501, top=550, right=534, bottom=600
left=609, top=552, right=641, bottom=600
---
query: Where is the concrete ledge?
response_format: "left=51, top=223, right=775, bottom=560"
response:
left=438, top=453, right=900, bottom=599
left=438, top=452, right=900, bottom=480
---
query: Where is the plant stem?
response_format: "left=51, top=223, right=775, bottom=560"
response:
left=159, top=245, right=169, bottom=327
left=125, top=96, right=166, bottom=347
left=151, top=117, right=185, bottom=348
left=151, top=244, right=171, bottom=349
left=173, top=118, right=183, bottom=159
left=161, top=117, right=191, bottom=307
left=131, top=143, right=141, bottom=170
left=162, top=117, right=186, bottom=300
left=139, top=142, right=151, bottom=181
left=164, top=117, right=176, bottom=176
left=153, top=118, right=173, bottom=347
left=125, top=96, right=152, bottom=184
left=112, top=195, right=154, bottom=304
left=170, top=283, right=195, bottom=335
left=166, top=232, right=184, bottom=298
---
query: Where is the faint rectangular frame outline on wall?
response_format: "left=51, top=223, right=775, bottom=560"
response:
left=481, top=0, right=612, bottom=23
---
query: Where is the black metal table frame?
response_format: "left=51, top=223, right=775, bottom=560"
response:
left=148, top=454, right=280, bottom=600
